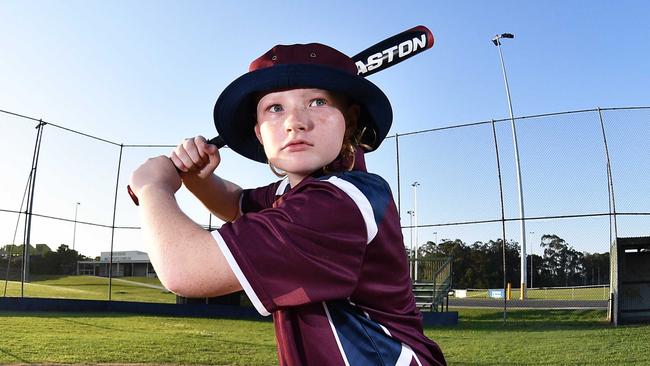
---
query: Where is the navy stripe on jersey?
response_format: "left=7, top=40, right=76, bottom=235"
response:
left=324, top=300, right=405, bottom=366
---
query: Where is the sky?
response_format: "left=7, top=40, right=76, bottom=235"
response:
left=1, top=0, right=649, bottom=260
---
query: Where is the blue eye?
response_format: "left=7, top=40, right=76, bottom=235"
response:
left=269, top=104, right=283, bottom=112
left=310, top=98, right=327, bottom=107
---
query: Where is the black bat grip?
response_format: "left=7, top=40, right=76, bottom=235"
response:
left=207, top=135, right=226, bottom=149
left=127, top=135, right=226, bottom=206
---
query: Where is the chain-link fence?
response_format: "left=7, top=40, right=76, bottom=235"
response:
left=1, top=107, right=648, bottom=319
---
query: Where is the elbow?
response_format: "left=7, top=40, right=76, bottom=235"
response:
left=154, top=265, right=195, bottom=296
left=166, top=282, right=239, bottom=299
left=162, top=276, right=204, bottom=298
left=158, top=268, right=241, bottom=298
left=156, top=271, right=185, bottom=296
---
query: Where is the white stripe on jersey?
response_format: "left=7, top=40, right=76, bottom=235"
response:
left=323, top=176, right=378, bottom=244
left=211, top=230, right=271, bottom=316
left=397, top=343, right=423, bottom=366
left=275, top=177, right=290, bottom=196
left=323, top=302, right=351, bottom=366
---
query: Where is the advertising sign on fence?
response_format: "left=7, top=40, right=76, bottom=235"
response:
left=488, top=289, right=505, bottom=299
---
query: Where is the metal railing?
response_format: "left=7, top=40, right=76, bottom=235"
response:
left=411, top=257, right=453, bottom=312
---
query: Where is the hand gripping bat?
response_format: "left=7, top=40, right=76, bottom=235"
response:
left=127, top=25, right=434, bottom=205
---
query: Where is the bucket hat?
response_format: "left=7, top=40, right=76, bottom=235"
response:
left=213, top=43, right=393, bottom=163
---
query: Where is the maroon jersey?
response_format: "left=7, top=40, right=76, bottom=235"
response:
left=214, top=153, right=446, bottom=366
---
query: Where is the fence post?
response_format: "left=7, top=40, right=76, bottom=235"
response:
left=597, top=107, right=618, bottom=243
left=395, top=133, right=401, bottom=218
left=433, top=266, right=437, bottom=312
left=490, top=119, right=509, bottom=323
left=108, top=144, right=125, bottom=301
left=22, top=120, right=46, bottom=293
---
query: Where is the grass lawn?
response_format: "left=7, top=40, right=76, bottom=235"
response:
left=431, top=308, right=650, bottom=365
left=2, top=275, right=175, bottom=303
left=462, top=286, right=610, bottom=301
left=1, top=307, right=648, bottom=365
left=0, top=312, right=277, bottom=365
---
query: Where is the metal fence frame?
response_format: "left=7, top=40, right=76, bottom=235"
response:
left=1, top=106, right=649, bottom=315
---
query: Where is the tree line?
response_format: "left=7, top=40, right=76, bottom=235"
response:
left=410, top=234, right=609, bottom=289
left=0, top=244, right=89, bottom=279
left=3, top=235, right=610, bottom=289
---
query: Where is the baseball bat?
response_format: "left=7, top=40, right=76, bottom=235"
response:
left=353, top=25, right=434, bottom=77
left=127, top=25, right=434, bottom=205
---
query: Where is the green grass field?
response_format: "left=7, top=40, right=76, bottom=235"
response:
left=460, top=286, right=610, bottom=301
left=2, top=275, right=175, bottom=303
left=1, top=308, right=648, bottom=365
left=3, top=276, right=612, bottom=303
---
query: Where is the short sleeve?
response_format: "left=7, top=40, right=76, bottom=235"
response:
left=240, top=178, right=289, bottom=213
left=213, top=178, right=369, bottom=316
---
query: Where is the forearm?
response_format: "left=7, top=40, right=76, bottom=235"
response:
left=138, top=185, right=241, bottom=297
left=182, top=174, right=243, bottom=222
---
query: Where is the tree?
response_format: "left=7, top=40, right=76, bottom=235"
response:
left=582, top=252, right=610, bottom=285
left=540, top=235, right=584, bottom=287
left=409, top=234, right=608, bottom=289
left=418, top=238, right=521, bottom=289
left=0, top=243, right=49, bottom=257
left=30, top=244, right=89, bottom=275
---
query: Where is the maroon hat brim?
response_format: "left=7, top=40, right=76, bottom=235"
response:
left=213, top=63, right=393, bottom=163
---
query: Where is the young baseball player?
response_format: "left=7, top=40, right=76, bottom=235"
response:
left=130, top=43, right=446, bottom=365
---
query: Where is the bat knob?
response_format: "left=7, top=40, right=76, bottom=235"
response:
left=127, top=185, right=140, bottom=206
left=208, top=135, right=226, bottom=148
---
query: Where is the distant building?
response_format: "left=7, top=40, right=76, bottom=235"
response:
left=610, top=236, right=650, bottom=325
left=77, top=250, right=156, bottom=278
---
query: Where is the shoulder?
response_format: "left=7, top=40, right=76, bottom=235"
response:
left=318, top=171, right=391, bottom=195
left=314, top=171, right=393, bottom=213
left=290, top=171, right=392, bottom=204
left=297, top=171, right=394, bottom=243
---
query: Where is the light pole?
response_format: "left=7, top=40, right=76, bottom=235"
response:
left=407, top=210, right=415, bottom=279
left=492, top=32, right=527, bottom=299
left=434, top=231, right=438, bottom=244
left=73, top=202, right=80, bottom=251
left=411, top=182, right=420, bottom=281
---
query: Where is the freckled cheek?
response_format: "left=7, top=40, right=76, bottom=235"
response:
left=258, top=124, right=282, bottom=148
left=325, top=129, right=346, bottom=158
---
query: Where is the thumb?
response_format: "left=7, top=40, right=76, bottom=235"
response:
left=204, top=143, right=218, bottom=155
left=196, top=143, right=221, bottom=179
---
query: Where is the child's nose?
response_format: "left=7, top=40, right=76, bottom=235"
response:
left=284, top=108, right=311, bottom=132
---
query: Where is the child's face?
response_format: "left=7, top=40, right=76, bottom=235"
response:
left=255, top=88, right=349, bottom=185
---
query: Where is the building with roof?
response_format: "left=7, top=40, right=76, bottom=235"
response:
left=77, top=250, right=156, bottom=278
